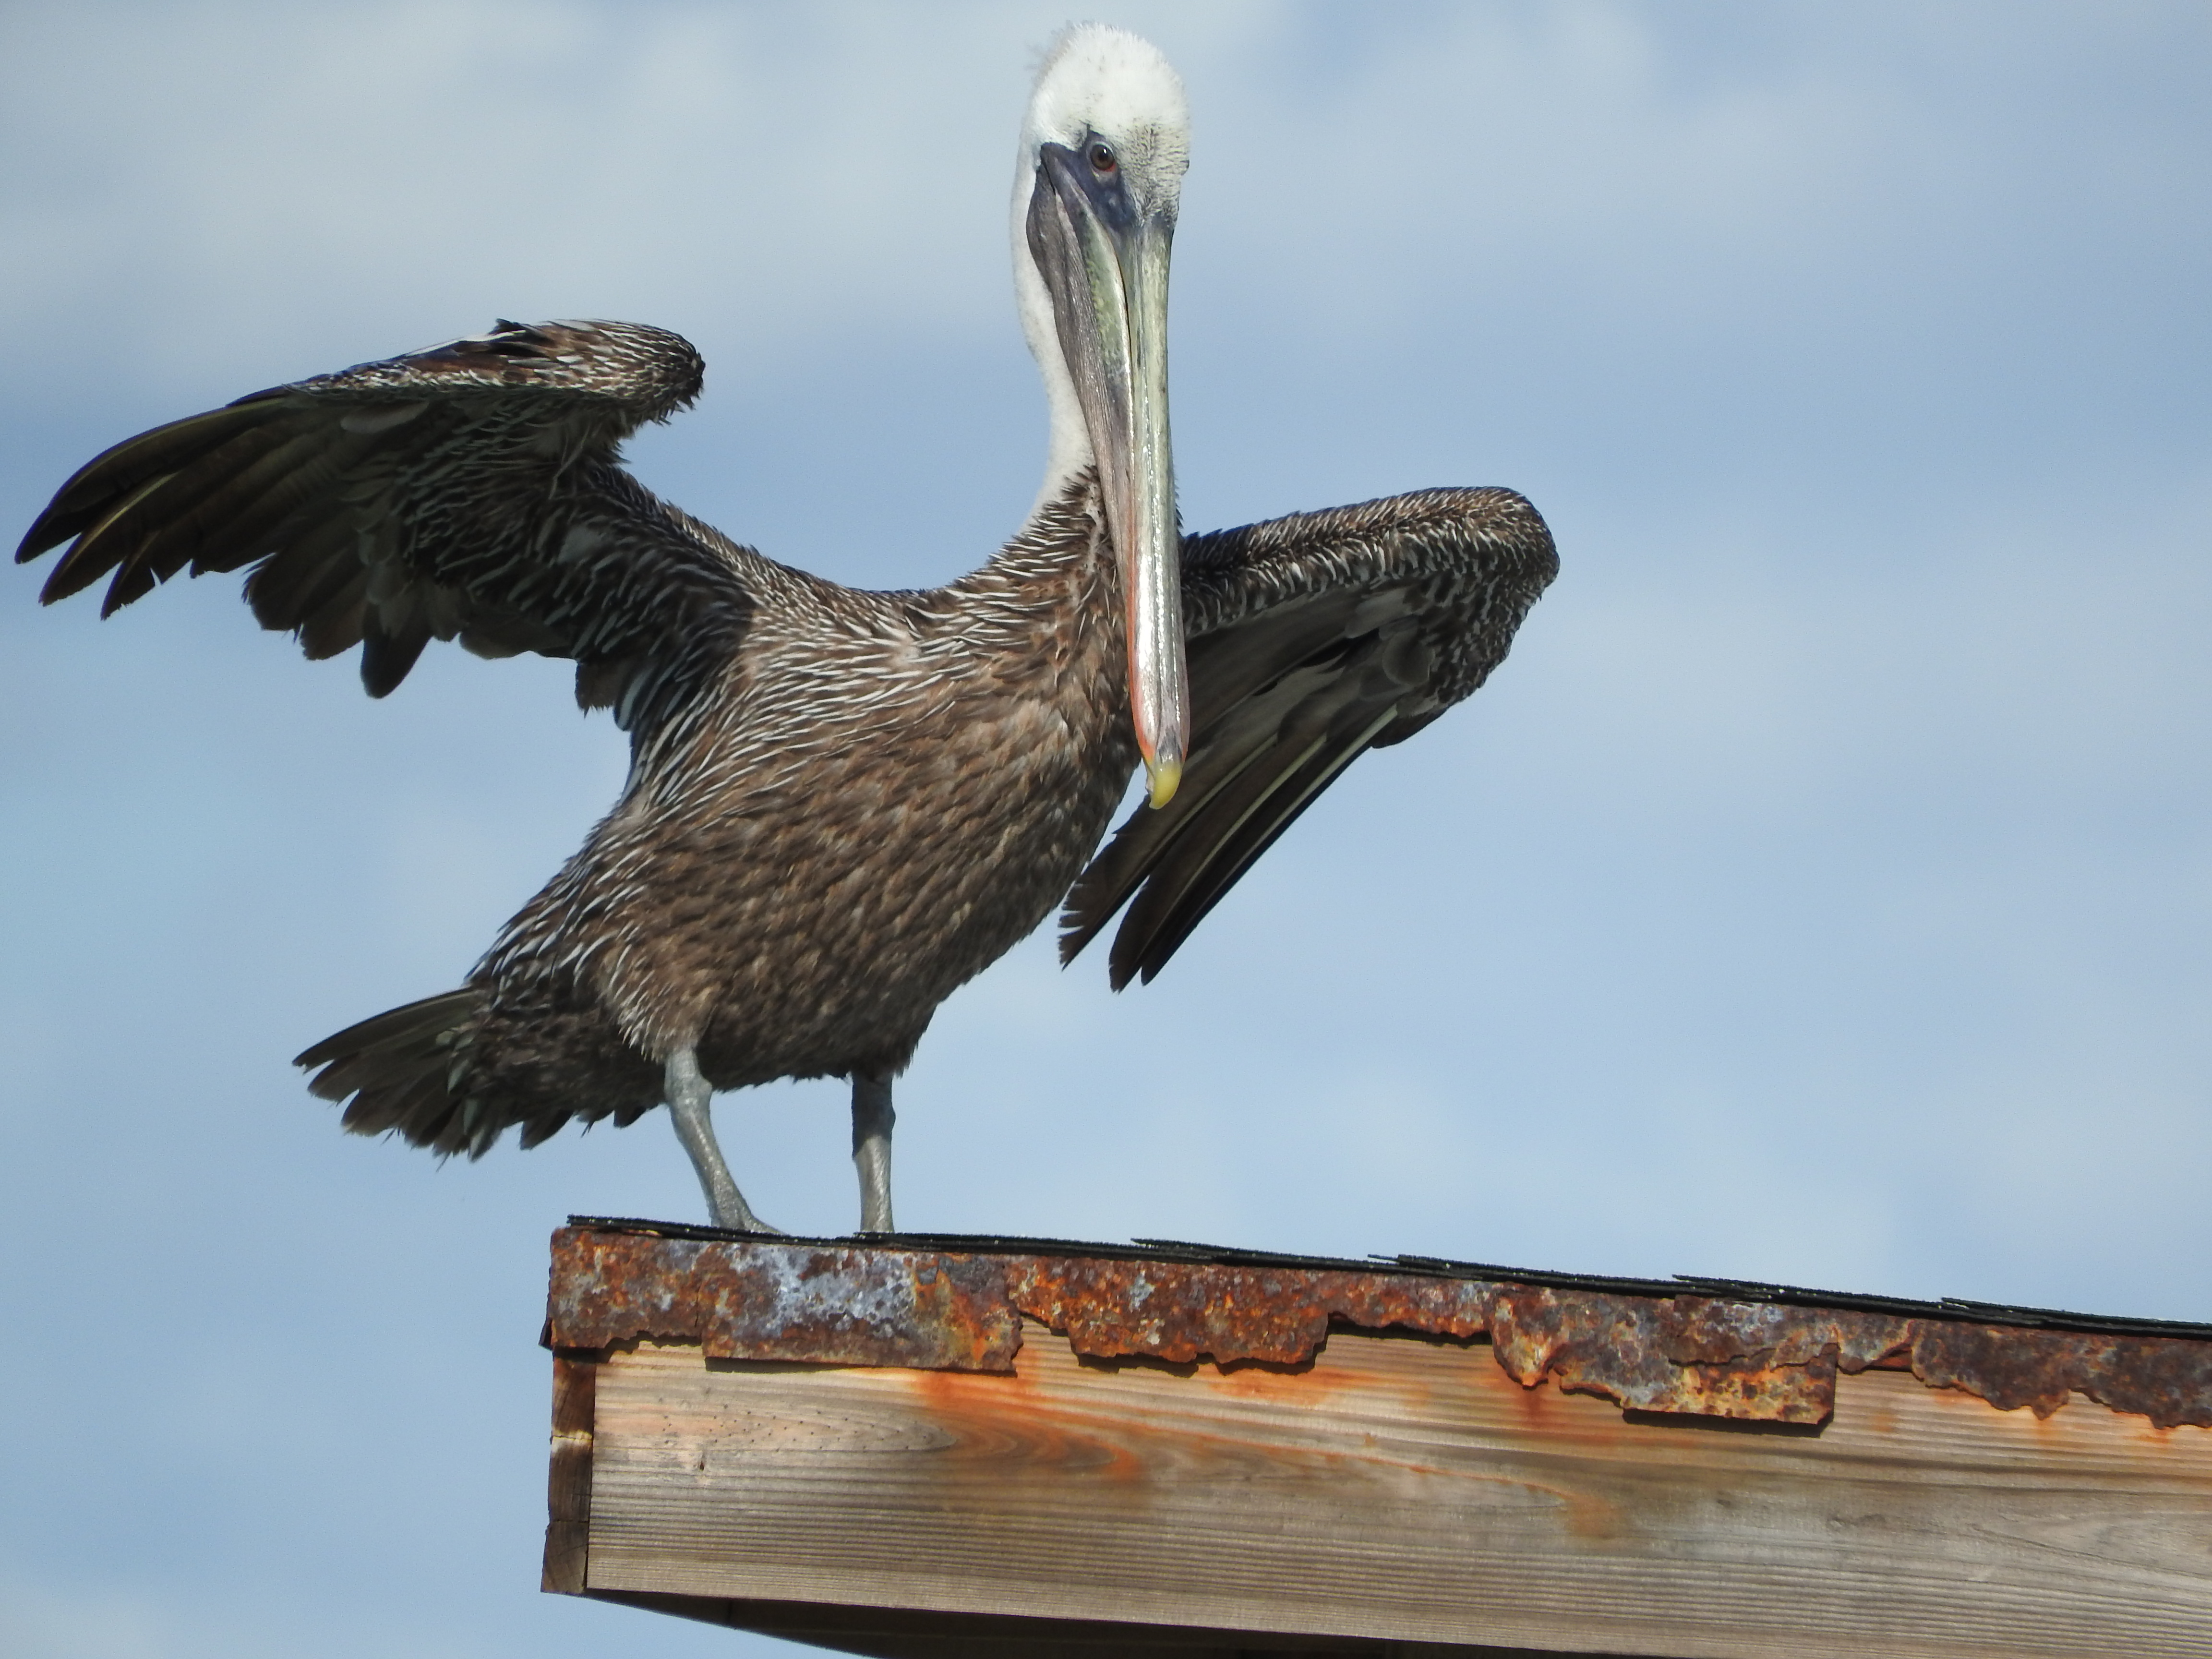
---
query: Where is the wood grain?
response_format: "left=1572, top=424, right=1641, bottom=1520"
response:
left=576, top=1323, right=2212, bottom=1658
left=541, top=1353, right=595, bottom=1594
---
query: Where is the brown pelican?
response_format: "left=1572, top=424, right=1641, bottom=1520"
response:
left=15, top=26, right=1555, bottom=1235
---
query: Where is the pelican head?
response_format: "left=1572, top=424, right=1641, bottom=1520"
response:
left=1014, top=24, right=1190, bottom=807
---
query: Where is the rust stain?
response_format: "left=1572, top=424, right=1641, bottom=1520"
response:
left=1484, top=1288, right=1871, bottom=1425
left=1909, top=1321, right=2212, bottom=1428
left=547, top=1224, right=2212, bottom=1430
left=546, top=1227, right=1020, bottom=1371
left=1005, top=1256, right=1487, bottom=1368
left=904, top=1362, right=1159, bottom=1489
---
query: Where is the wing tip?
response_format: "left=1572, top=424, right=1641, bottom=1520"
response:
left=15, top=517, right=65, bottom=568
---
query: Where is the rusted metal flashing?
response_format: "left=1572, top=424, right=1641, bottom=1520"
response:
left=1005, top=1256, right=1490, bottom=1365
left=548, top=1221, right=2212, bottom=1430
left=551, top=1230, right=1018, bottom=1370
left=1907, top=1319, right=2212, bottom=1424
left=1480, top=1285, right=1887, bottom=1423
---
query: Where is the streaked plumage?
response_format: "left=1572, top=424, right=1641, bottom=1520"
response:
left=16, top=27, right=1555, bottom=1231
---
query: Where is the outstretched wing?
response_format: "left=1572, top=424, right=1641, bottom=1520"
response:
left=16, top=319, right=757, bottom=740
left=1060, top=486, right=1557, bottom=987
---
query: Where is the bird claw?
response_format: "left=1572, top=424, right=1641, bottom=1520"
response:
left=710, top=1197, right=784, bottom=1236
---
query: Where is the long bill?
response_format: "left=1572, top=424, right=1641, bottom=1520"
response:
left=1027, top=143, right=1188, bottom=807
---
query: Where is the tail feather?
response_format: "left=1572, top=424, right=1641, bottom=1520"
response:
left=297, top=989, right=474, bottom=1071
left=297, top=988, right=497, bottom=1156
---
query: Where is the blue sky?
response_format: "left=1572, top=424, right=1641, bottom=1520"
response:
left=5, top=4, right=2210, bottom=1655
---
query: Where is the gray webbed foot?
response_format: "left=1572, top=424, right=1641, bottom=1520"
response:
left=664, top=1048, right=782, bottom=1234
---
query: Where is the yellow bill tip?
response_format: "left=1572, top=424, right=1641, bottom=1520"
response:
left=1145, top=754, right=1182, bottom=809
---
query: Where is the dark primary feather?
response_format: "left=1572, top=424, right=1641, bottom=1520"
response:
left=1060, top=487, right=1558, bottom=986
left=15, top=319, right=753, bottom=742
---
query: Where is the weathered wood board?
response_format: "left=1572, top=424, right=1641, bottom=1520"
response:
left=561, top=1320, right=2212, bottom=1658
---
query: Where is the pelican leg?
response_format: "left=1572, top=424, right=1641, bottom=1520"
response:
left=664, top=1048, right=780, bottom=1233
left=852, top=1070, right=895, bottom=1234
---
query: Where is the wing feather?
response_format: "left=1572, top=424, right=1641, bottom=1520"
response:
left=244, top=513, right=371, bottom=629
left=297, top=566, right=372, bottom=661
left=1110, top=697, right=1405, bottom=986
left=111, top=429, right=360, bottom=601
left=1059, top=651, right=1342, bottom=960
left=1062, top=486, right=1557, bottom=985
left=17, top=319, right=758, bottom=738
left=20, top=403, right=275, bottom=559
left=45, top=470, right=186, bottom=607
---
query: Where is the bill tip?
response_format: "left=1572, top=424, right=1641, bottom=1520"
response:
left=1145, top=755, right=1181, bottom=808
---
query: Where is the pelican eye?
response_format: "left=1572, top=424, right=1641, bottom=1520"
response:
left=1088, top=141, right=1117, bottom=174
